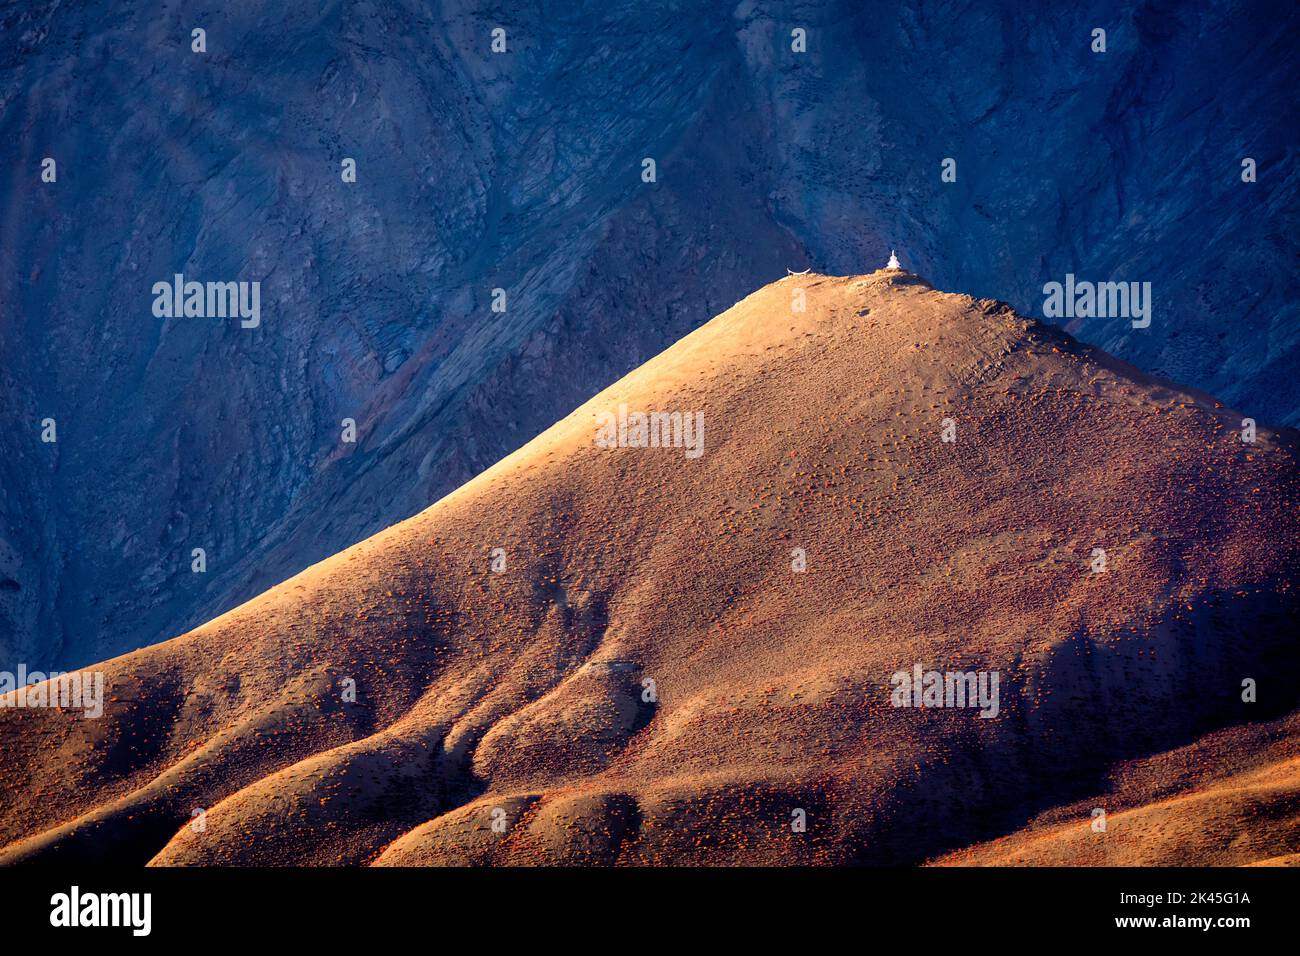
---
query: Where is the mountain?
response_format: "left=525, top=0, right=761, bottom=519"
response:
left=2, top=0, right=1297, bottom=671
left=933, top=711, right=1300, bottom=866
left=1, top=271, right=1295, bottom=866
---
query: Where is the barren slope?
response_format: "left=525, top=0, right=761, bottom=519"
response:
left=1, top=271, right=1296, bottom=866
left=932, top=710, right=1300, bottom=866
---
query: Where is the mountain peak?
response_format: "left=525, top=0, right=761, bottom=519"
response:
left=2, top=276, right=1296, bottom=866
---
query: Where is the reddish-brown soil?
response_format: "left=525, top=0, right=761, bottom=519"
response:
left=2, top=271, right=1296, bottom=865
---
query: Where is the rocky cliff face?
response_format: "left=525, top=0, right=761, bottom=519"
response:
left=1, top=0, right=1295, bottom=668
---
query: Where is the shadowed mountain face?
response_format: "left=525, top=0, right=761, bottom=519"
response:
left=1, top=0, right=1296, bottom=670
left=1, top=274, right=1295, bottom=866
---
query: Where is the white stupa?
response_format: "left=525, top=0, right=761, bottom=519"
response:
left=886, top=249, right=901, bottom=270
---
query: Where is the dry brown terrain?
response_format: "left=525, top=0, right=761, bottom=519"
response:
left=1, top=270, right=1296, bottom=866
left=932, top=711, right=1300, bottom=866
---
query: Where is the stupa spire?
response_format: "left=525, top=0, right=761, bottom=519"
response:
left=886, top=249, right=901, bottom=270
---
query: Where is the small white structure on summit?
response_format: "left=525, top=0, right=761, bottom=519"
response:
left=886, top=249, right=901, bottom=270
